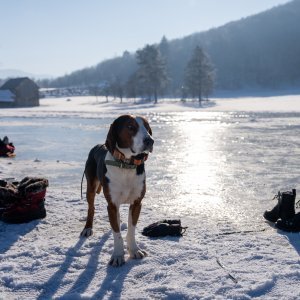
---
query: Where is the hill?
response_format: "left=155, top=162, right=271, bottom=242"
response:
left=169, top=0, right=300, bottom=91
left=45, top=0, right=300, bottom=94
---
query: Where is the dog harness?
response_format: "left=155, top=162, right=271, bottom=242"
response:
left=105, top=148, right=148, bottom=169
left=88, top=145, right=148, bottom=184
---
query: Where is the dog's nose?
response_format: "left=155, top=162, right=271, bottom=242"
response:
left=143, top=137, right=154, bottom=148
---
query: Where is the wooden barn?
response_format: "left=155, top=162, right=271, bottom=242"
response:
left=0, top=77, right=39, bottom=107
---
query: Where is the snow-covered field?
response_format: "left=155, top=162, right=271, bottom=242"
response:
left=0, top=95, right=300, bottom=299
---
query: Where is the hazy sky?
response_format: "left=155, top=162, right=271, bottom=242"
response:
left=0, top=0, right=292, bottom=77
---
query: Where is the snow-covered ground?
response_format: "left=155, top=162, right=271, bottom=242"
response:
left=0, top=95, right=300, bottom=299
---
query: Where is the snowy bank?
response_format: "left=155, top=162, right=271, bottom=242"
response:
left=0, top=94, right=300, bottom=119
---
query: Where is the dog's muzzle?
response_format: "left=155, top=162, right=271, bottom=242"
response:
left=143, top=137, right=154, bottom=153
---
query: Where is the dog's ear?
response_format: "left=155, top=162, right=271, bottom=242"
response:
left=105, top=123, right=117, bottom=154
left=148, top=124, right=152, bottom=136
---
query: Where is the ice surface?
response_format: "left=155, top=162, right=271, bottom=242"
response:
left=0, top=96, right=299, bottom=299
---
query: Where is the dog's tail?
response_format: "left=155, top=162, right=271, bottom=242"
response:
left=81, top=170, right=85, bottom=200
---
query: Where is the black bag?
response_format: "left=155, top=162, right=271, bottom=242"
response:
left=142, top=219, right=187, bottom=237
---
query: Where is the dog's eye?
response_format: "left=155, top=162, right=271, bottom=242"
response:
left=127, top=125, right=134, bottom=131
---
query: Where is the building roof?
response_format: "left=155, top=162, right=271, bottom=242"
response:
left=0, top=77, right=38, bottom=91
left=0, top=90, right=15, bottom=102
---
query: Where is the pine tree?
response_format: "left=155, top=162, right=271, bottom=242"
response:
left=159, top=36, right=170, bottom=62
left=136, top=44, right=169, bottom=103
left=184, top=46, right=215, bottom=105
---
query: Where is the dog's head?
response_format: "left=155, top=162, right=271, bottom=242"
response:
left=105, top=115, right=154, bottom=158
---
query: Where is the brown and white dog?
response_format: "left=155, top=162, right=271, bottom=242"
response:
left=81, top=115, right=154, bottom=266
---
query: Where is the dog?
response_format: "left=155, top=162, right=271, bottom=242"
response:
left=81, top=114, right=154, bottom=266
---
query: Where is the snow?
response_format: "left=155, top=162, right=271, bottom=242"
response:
left=0, top=95, right=300, bottom=299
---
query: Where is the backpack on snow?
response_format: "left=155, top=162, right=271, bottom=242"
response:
left=0, top=177, right=48, bottom=224
left=0, top=136, right=15, bottom=157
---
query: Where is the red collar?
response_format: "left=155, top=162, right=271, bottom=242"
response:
left=112, top=148, right=148, bottom=166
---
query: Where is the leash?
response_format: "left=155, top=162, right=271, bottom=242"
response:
left=80, top=171, right=85, bottom=200
left=218, top=228, right=267, bottom=236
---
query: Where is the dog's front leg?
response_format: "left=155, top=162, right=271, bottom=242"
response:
left=127, top=200, right=147, bottom=259
left=107, top=202, right=125, bottom=267
left=81, top=180, right=100, bottom=237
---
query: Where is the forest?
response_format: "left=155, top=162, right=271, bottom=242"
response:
left=38, top=0, right=300, bottom=97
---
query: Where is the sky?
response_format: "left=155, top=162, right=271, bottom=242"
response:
left=0, top=0, right=292, bottom=78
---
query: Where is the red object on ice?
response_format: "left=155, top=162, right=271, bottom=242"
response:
left=0, top=143, right=15, bottom=157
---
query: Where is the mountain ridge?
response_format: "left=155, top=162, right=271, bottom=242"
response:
left=44, top=0, right=300, bottom=93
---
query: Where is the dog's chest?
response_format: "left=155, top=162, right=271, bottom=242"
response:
left=106, top=165, right=145, bottom=206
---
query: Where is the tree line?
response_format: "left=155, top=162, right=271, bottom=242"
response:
left=40, top=42, right=215, bottom=104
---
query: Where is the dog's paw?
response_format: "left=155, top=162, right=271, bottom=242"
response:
left=80, top=227, right=93, bottom=237
left=128, top=248, right=147, bottom=259
left=109, top=254, right=125, bottom=267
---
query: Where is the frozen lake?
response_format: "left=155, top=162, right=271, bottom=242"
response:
left=1, top=107, right=300, bottom=299
left=2, top=111, right=300, bottom=220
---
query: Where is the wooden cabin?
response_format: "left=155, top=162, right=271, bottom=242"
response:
left=0, top=77, right=39, bottom=107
